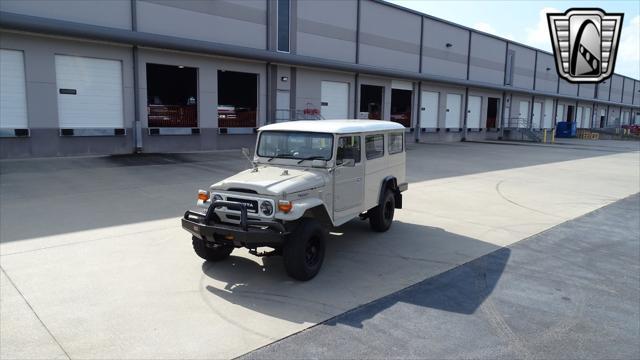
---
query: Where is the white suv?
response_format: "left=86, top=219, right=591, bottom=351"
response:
left=182, top=120, right=408, bottom=280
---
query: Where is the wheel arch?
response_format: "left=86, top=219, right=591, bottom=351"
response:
left=302, top=204, right=333, bottom=228
left=378, top=176, right=402, bottom=209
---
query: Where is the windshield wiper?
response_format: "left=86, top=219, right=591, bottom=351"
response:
left=297, top=156, right=326, bottom=164
left=268, top=153, right=294, bottom=162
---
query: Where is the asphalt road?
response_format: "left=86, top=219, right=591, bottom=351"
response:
left=243, top=194, right=640, bottom=359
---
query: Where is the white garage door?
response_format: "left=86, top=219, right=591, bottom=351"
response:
left=466, top=95, right=481, bottom=129
left=0, top=49, right=28, bottom=129
left=532, top=102, right=542, bottom=129
left=518, top=101, right=529, bottom=127
left=420, top=91, right=439, bottom=128
left=55, top=55, right=124, bottom=128
left=583, top=107, right=592, bottom=128
left=576, top=107, right=584, bottom=128
left=445, top=93, right=461, bottom=128
left=320, top=81, right=349, bottom=120
left=556, top=104, right=565, bottom=123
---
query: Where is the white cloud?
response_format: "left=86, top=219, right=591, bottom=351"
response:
left=615, top=15, right=640, bottom=78
left=473, top=21, right=515, bottom=41
left=525, top=7, right=560, bottom=52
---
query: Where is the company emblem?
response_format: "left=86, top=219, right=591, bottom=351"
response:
left=547, top=8, right=623, bottom=83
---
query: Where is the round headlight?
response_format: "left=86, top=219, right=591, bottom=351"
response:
left=260, top=201, right=274, bottom=216
left=212, top=194, right=223, bottom=202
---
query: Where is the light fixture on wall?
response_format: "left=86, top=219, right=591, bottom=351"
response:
left=178, top=65, right=185, bottom=69
left=281, top=76, right=289, bottom=82
left=445, top=43, right=453, bottom=48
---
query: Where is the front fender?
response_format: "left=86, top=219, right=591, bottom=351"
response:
left=274, top=198, right=328, bottom=222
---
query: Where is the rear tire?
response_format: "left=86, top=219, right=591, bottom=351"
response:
left=283, top=219, right=326, bottom=281
left=369, top=189, right=395, bottom=232
left=192, top=236, right=234, bottom=261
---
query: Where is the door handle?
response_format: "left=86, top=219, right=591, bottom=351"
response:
left=356, top=177, right=362, bottom=182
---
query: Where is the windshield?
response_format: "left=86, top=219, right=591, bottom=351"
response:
left=257, top=131, right=334, bottom=161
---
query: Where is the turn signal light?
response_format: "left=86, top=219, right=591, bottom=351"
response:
left=278, top=200, right=293, bottom=213
left=197, top=190, right=210, bottom=202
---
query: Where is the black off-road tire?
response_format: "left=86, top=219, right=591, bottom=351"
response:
left=192, top=236, right=234, bottom=261
left=369, top=189, right=395, bottom=232
left=283, top=219, right=326, bottom=281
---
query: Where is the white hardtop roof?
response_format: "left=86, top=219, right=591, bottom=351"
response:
left=258, top=120, right=405, bottom=134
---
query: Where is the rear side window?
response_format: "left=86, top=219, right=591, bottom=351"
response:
left=388, top=132, right=404, bottom=154
left=365, top=134, right=384, bottom=160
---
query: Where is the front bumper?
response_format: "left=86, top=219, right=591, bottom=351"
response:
left=181, top=200, right=287, bottom=248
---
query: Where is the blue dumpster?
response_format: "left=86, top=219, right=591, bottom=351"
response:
left=556, top=121, right=577, bottom=138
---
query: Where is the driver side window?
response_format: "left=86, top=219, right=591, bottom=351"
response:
left=336, top=136, right=361, bottom=165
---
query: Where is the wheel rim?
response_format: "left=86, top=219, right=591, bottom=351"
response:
left=305, top=235, right=322, bottom=267
left=384, top=199, right=394, bottom=221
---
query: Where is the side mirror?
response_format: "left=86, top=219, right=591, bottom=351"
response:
left=311, top=159, right=327, bottom=168
left=341, top=158, right=355, bottom=167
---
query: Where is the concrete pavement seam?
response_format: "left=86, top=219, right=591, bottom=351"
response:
left=0, top=266, right=71, bottom=360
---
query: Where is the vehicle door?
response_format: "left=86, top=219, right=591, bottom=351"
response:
left=333, top=135, right=365, bottom=214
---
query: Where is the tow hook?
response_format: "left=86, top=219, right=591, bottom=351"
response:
left=249, top=248, right=282, bottom=257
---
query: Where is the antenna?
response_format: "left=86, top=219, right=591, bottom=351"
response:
left=241, top=148, right=256, bottom=169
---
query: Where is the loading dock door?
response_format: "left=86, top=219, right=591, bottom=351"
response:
left=556, top=104, right=565, bottom=123
left=0, top=49, right=28, bottom=129
left=543, top=99, right=553, bottom=128
left=486, top=97, right=499, bottom=129
left=576, top=107, right=584, bottom=128
left=275, top=90, right=290, bottom=122
left=321, top=81, right=349, bottom=119
left=532, top=102, right=542, bottom=128
left=518, top=101, right=529, bottom=127
left=466, top=95, right=481, bottom=129
left=55, top=55, right=124, bottom=128
left=217, top=70, right=258, bottom=128
left=583, top=108, right=592, bottom=128
left=360, top=85, right=384, bottom=120
left=420, top=91, right=439, bottom=128
left=445, top=93, right=461, bottom=129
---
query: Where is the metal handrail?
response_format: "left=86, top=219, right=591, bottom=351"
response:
left=505, top=117, right=530, bottom=129
left=275, top=108, right=325, bottom=121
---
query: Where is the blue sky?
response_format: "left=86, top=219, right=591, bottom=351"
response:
left=385, top=0, right=640, bottom=79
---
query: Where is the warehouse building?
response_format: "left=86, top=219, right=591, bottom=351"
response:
left=0, top=0, right=638, bottom=158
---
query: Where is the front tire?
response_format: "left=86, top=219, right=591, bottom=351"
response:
left=369, top=189, right=395, bottom=232
left=192, top=236, right=234, bottom=261
left=283, top=219, right=326, bottom=281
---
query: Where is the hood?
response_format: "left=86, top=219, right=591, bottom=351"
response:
left=211, top=165, right=327, bottom=196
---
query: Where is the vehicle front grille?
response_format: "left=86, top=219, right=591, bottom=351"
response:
left=226, top=197, right=259, bottom=213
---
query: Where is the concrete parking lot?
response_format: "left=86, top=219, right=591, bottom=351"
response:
left=1, top=140, right=639, bottom=359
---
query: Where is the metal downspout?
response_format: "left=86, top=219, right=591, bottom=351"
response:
left=131, top=0, right=142, bottom=152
